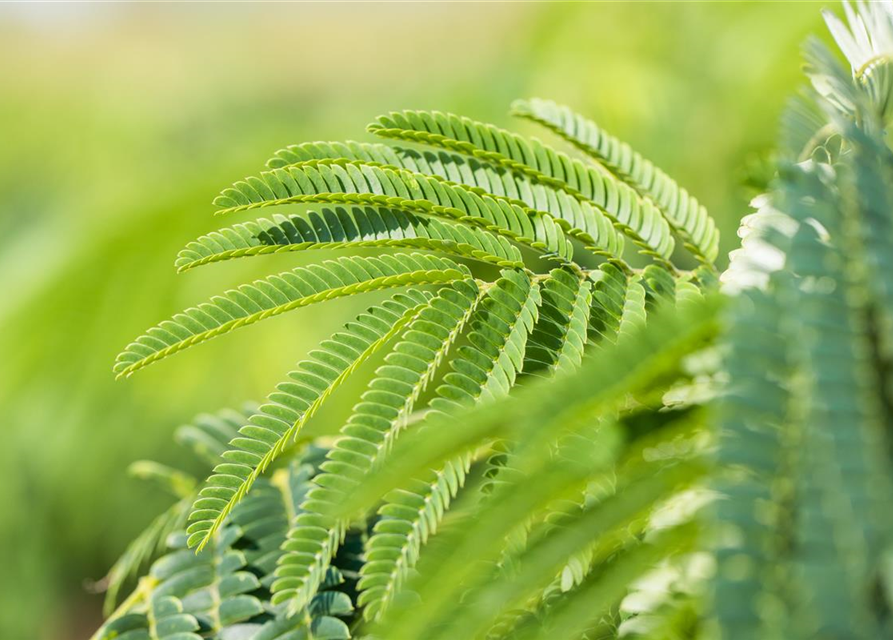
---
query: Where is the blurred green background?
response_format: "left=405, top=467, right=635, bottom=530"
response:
left=0, top=2, right=826, bottom=638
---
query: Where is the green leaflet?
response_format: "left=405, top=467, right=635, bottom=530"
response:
left=96, top=612, right=155, bottom=640
left=523, top=268, right=592, bottom=377
left=271, top=281, right=485, bottom=613
left=265, top=142, right=625, bottom=261
left=176, top=206, right=524, bottom=272
left=675, top=272, right=705, bottom=309
left=642, top=263, right=706, bottom=314
left=367, top=108, right=676, bottom=263
left=641, top=264, right=677, bottom=311
left=357, top=269, right=542, bottom=621
left=213, top=159, right=574, bottom=263
left=617, top=277, right=648, bottom=339
left=250, top=613, right=351, bottom=640
left=148, top=596, right=203, bottom=640
left=114, top=253, right=469, bottom=378
left=510, top=98, right=719, bottom=265
left=586, top=263, right=648, bottom=348
left=186, top=291, right=431, bottom=551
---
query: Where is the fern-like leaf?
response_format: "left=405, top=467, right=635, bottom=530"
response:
left=511, top=98, right=719, bottom=265
left=712, top=286, right=791, bottom=639
left=176, top=205, right=524, bottom=272
left=114, top=253, right=469, bottom=378
left=265, top=141, right=625, bottom=260
left=212, top=159, right=574, bottom=263
left=367, top=108, right=676, bottom=262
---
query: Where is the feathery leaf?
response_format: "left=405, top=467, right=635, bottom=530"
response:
left=114, top=253, right=469, bottom=378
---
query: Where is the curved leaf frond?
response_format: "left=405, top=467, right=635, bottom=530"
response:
left=510, top=98, right=720, bottom=265
left=114, top=253, right=469, bottom=378
left=213, top=159, right=574, bottom=263
left=176, top=205, right=524, bottom=272
left=267, top=141, right=625, bottom=260
left=367, top=108, right=676, bottom=262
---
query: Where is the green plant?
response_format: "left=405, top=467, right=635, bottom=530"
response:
left=95, top=2, right=893, bottom=639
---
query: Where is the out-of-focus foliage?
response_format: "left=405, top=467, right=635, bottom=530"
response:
left=715, top=3, right=893, bottom=637
left=0, top=3, right=824, bottom=640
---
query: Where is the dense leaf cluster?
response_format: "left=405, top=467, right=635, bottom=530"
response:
left=95, top=2, right=893, bottom=639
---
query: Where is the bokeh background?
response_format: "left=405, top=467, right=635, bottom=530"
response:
left=0, top=2, right=828, bottom=638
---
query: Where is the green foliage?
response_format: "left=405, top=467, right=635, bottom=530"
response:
left=186, top=291, right=432, bottom=553
left=97, top=419, right=355, bottom=640
left=714, top=3, right=893, bottom=638
left=509, top=98, right=720, bottom=265
left=97, top=2, right=893, bottom=639
left=114, top=254, right=469, bottom=379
